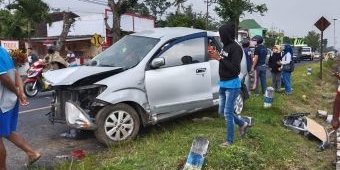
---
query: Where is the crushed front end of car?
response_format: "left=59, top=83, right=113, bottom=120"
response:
left=50, top=84, right=107, bottom=130
left=43, top=66, right=122, bottom=130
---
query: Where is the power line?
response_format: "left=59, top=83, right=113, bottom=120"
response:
left=77, top=0, right=107, bottom=6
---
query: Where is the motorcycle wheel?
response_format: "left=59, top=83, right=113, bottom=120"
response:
left=24, top=82, right=39, bottom=97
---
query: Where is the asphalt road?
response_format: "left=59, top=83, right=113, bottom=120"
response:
left=6, top=91, right=105, bottom=170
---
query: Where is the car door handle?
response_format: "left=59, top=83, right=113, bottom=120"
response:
left=196, top=68, right=206, bottom=74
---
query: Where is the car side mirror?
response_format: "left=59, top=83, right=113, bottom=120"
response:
left=151, top=57, right=165, bottom=68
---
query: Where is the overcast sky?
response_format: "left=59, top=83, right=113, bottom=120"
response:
left=42, top=0, right=340, bottom=49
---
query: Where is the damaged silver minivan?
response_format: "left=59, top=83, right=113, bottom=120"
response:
left=43, top=27, right=249, bottom=145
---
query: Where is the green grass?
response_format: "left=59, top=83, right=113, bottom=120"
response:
left=34, top=59, right=340, bottom=170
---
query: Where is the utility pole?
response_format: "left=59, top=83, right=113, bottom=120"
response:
left=333, top=18, right=337, bottom=48
left=205, top=0, right=209, bottom=30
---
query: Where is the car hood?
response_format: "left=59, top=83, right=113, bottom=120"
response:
left=43, top=66, right=122, bottom=86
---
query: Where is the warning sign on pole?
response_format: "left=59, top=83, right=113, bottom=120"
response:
left=91, top=33, right=104, bottom=47
left=314, top=16, right=330, bottom=31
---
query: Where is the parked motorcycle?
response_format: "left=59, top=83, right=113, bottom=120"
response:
left=23, top=60, right=50, bottom=97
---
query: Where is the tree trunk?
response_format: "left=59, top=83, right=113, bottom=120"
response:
left=106, top=0, right=122, bottom=44
left=111, top=9, right=121, bottom=44
left=56, top=12, right=75, bottom=52
left=234, top=19, right=239, bottom=40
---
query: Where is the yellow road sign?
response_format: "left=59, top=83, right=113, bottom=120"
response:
left=91, top=33, right=104, bottom=47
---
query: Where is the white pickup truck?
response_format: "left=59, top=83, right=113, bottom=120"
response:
left=300, top=46, right=313, bottom=61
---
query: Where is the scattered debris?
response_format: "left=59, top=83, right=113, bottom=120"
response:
left=71, top=149, right=86, bottom=160
left=59, top=129, right=89, bottom=139
left=60, top=129, right=80, bottom=138
left=183, top=137, right=209, bottom=170
left=264, top=87, right=275, bottom=108
left=56, top=155, right=70, bottom=159
left=316, top=110, right=328, bottom=119
left=241, top=116, right=254, bottom=127
left=283, top=113, right=334, bottom=151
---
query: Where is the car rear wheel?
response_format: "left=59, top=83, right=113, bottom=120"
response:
left=234, top=94, right=244, bottom=115
left=94, top=103, right=140, bottom=146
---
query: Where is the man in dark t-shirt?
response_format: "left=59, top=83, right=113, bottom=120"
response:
left=251, top=35, right=267, bottom=95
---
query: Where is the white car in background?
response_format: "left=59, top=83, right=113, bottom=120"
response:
left=43, top=27, right=250, bottom=145
left=300, top=46, right=313, bottom=61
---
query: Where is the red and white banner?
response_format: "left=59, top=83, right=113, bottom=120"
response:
left=1, top=40, right=19, bottom=51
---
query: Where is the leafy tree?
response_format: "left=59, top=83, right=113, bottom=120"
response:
left=163, top=5, right=206, bottom=29
left=6, top=0, right=50, bottom=42
left=304, top=30, right=320, bottom=51
left=105, top=0, right=138, bottom=44
left=144, top=0, right=171, bottom=21
left=0, top=9, right=27, bottom=38
left=128, top=2, right=150, bottom=16
left=213, top=0, right=267, bottom=35
left=263, top=37, right=275, bottom=47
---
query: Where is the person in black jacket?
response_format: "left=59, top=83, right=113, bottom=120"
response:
left=208, top=22, right=249, bottom=147
left=268, top=45, right=282, bottom=91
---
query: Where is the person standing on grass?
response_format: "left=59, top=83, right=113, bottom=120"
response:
left=208, top=22, right=249, bottom=147
left=0, top=45, right=41, bottom=169
left=251, top=35, right=267, bottom=95
left=280, top=44, right=293, bottom=95
left=268, top=45, right=282, bottom=91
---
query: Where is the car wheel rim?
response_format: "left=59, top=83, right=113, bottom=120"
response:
left=25, top=82, right=38, bottom=96
left=104, top=110, right=134, bottom=141
left=234, top=94, right=243, bottom=115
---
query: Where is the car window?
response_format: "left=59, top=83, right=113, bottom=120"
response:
left=158, top=37, right=205, bottom=68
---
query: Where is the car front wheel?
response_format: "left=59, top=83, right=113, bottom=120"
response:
left=94, top=103, right=140, bottom=146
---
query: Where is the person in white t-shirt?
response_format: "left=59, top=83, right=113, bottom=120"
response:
left=65, top=46, right=76, bottom=66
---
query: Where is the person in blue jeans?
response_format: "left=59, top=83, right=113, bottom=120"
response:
left=208, top=22, right=249, bottom=147
left=251, top=35, right=268, bottom=95
left=280, top=44, right=293, bottom=95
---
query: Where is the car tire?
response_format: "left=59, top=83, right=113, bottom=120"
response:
left=94, top=103, right=140, bottom=146
left=234, top=93, right=244, bottom=115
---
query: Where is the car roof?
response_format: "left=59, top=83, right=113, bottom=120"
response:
left=132, top=27, right=219, bottom=40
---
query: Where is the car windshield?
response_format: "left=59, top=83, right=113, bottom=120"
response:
left=90, top=35, right=159, bottom=69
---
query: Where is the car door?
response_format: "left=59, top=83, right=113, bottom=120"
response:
left=145, top=32, right=213, bottom=115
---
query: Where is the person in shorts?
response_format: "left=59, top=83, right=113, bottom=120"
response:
left=0, top=45, right=41, bottom=169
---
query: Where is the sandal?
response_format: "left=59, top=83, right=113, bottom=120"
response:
left=26, top=153, right=41, bottom=166
left=219, top=141, right=232, bottom=147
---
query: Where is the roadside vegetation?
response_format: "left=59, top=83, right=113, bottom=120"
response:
left=33, top=59, right=339, bottom=170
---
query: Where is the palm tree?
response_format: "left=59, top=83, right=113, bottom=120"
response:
left=6, top=0, right=50, bottom=43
